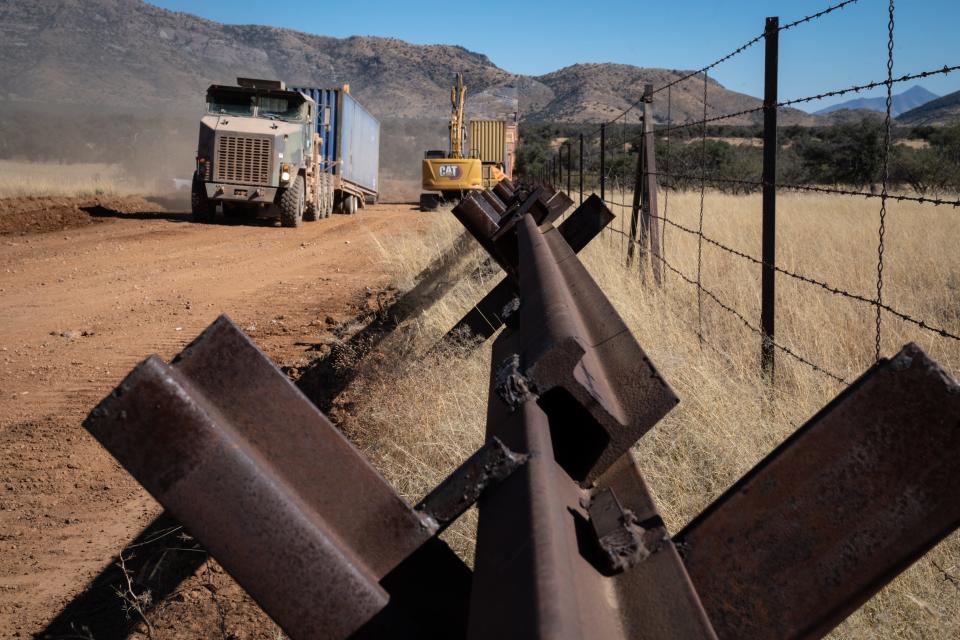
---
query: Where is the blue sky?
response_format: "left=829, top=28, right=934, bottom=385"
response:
left=151, top=0, right=959, bottom=111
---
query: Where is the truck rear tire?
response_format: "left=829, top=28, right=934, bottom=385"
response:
left=280, top=175, right=305, bottom=228
left=347, top=194, right=358, bottom=215
left=191, top=175, right=216, bottom=223
left=304, top=179, right=320, bottom=222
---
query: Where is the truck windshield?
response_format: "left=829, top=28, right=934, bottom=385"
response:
left=257, top=96, right=306, bottom=122
left=207, top=92, right=254, bottom=116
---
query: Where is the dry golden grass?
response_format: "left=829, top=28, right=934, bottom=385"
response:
left=340, top=192, right=960, bottom=639
left=0, top=160, right=139, bottom=198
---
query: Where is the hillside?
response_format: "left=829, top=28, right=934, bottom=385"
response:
left=897, top=89, right=960, bottom=125
left=816, top=85, right=938, bottom=117
left=1, top=0, right=808, bottom=126
left=528, top=63, right=815, bottom=126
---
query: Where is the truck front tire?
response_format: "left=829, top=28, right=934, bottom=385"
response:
left=191, top=175, right=216, bottom=223
left=280, top=175, right=305, bottom=228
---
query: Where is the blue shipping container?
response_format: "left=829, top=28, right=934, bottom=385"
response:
left=294, top=87, right=380, bottom=197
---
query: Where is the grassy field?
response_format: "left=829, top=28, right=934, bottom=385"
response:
left=0, top=160, right=141, bottom=198
left=342, top=190, right=960, bottom=639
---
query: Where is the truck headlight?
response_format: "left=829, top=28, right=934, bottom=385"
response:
left=280, top=163, right=291, bottom=184
left=196, top=156, right=210, bottom=179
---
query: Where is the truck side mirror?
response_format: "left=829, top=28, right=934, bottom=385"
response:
left=323, top=106, right=331, bottom=129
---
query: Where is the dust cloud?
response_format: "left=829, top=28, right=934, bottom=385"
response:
left=0, top=101, right=448, bottom=203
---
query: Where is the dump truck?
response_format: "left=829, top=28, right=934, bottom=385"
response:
left=192, top=78, right=380, bottom=226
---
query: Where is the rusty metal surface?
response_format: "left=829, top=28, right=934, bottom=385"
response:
left=480, top=188, right=507, bottom=215
left=542, top=188, right=574, bottom=223
left=470, top=328, right=623, bottom=640
left=83, top=316, right=441, bottom=639
left=556, top=193, right=615, bottom=253
left=469, top=326, right=715, bottom=640
left=493, top=179, right=515, bottom=203
left=77, top=173, right=960, bottom=640
left=677, top=342, right=960, bottom=640
left=452, top=186, right=563, bottom=282
left=415, top=437, right=527, bottom=533
left=513, top=213, right=678, bottom=483
left=597, top=454, right=718, bottom=640
left=443, top=195, right=614, bottom=343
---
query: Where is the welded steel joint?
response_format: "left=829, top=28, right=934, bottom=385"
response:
left=587, top=487, right=666, bottom=573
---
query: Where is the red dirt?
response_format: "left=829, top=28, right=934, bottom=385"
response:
left=0, top=197, right=431, bottom=637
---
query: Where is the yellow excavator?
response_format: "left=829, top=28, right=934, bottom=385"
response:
left=420, top=72, right=483, bottom=211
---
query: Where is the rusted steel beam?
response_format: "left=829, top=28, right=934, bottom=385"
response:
left=452, top=185, right=573, bottom=283
left=443, top=194, right=614, bottom=343
left=509, top=213, right=677, bottom=483
left=415, top=437, right=527, bottom=534
left=468, top=213, right=709, bottom=639
left=469, top=322, right=715, bottom=640
left=480, top=189, right=507, bottom=215
left=493, top=177, right=516, bottom=203
left=542, top=188, right=574, bottom=224
left=677, top=342, right=960, bottom=640
left=83, top=316, right=468, bottom=640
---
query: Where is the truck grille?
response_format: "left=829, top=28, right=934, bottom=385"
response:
left=215, top=136, right=272, bottom=185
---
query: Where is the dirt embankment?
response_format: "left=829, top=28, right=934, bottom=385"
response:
left=0, top=196, right=176, bottom=236
left=0, top=196, right=434, bottom=637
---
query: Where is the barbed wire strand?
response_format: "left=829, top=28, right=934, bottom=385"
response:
left=649, top=172, right=960, bottom=207
left=593, top=0, right=863, bottom=133
left=622, top=205, right=960, bottom=342
left=657, top=63, right=960, bottom=137
left=606, top=228, right=853, bottom=384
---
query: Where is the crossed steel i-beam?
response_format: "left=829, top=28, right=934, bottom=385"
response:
left=81, top=179, right=960, bottom=640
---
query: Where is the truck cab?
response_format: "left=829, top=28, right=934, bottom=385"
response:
left=192, top=78, right=330, bottom=226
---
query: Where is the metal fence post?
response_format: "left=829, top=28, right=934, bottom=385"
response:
left=566, top=142, right=571, bottom=196
left=642, top=84, right=662, bottom=286
left=579, top=134, right=584, bottom=204
left=761, top=16, right=779, bottom=377
left=600, top=124, right=606, bottom=202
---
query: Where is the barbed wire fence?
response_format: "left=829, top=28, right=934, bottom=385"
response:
left=530, top=0, right=960, bottom=387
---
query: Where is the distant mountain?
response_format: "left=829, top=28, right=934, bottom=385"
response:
left=897, top=89, right=960, bottom=125
left=815, top=85, right=938, bottom=117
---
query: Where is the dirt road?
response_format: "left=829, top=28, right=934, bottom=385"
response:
left=0, top=197, right=434, bottom=637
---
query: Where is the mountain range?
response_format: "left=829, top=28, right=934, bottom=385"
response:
left=0, top=0, right=955, bottom=192
left=816, top=85, right=939, bottom=118
left=897, top=89, right=960, bottom=125
left=0, top=0, right=817, bottom=128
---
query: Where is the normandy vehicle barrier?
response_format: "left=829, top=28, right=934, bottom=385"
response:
left=77, top=174, right=960, bottom=639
